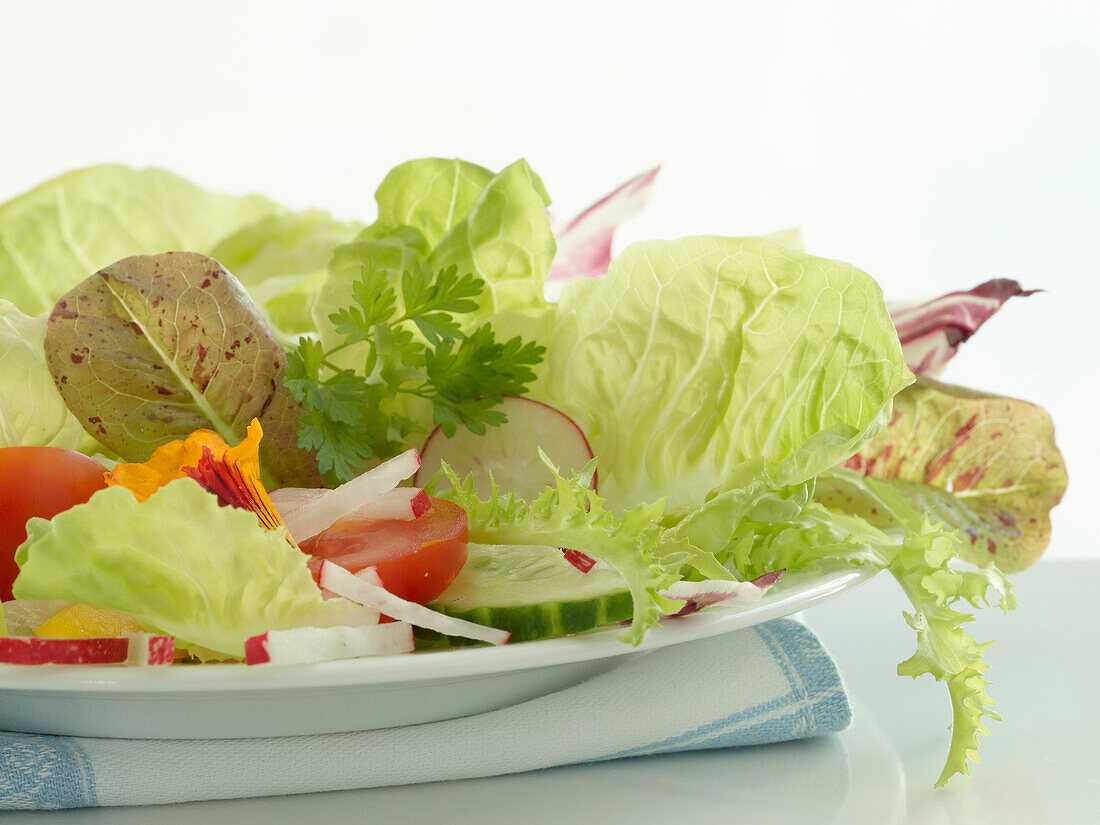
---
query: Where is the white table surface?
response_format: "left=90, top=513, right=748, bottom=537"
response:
left=8, top=558, right=1096, bottom=824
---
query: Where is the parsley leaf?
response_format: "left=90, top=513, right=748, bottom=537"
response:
left=285, top=262, right=546, bottom=481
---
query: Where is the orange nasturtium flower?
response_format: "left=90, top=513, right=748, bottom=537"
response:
left=105, top=419, right=290, bottom=537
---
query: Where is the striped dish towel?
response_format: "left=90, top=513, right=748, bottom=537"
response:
left=0, top=618, right=849, bottom=810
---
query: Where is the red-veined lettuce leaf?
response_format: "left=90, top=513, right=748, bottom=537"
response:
left=44, top=252, right=322, bottom=487
left=887, top=279, right=1037, bottom=376
left=546, top=167, right=659, bottom=295
left=816, top=375, right=1066, bottom=572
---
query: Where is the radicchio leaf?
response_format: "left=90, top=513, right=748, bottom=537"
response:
left=546, top=166, right=659, bottom=294
left=817, top=375, right=1066, bottom=572
left=44, top=252, right=323, bottom=488
left=887, top=279, right=1038, bottom=376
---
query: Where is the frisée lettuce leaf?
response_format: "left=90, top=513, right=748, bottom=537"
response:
left=723, top=473, right=1014, bottom=787
left=438, top=455, right=689, bottom=645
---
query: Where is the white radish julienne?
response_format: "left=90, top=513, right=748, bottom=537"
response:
left=318, top=561, right=511, bottom=646
left=415, top=397, right=595, bottom=499
left=278, top=448, right=422, bottom=543
left=272, top=486, right=430, bottom=525
left=244, top=622, right=414, bottom=665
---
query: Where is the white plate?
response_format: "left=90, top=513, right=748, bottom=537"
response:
left=0, top=564, right=875, bottom=739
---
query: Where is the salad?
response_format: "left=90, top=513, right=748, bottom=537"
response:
left=0, top=160, right=1065, bottom=785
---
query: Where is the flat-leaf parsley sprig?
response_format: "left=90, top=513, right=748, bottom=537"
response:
left=285, top=262, right=545, bottom=481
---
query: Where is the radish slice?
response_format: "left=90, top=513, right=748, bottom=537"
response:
left=274, top=486, right=431, bottom=525
left=244, top=622, right=414, bottom=665
left=267, top=487, right=321, bottom=515
left=280, top=449, right=421, bottom=543
left=125, top=633, right=175, bottom=666
left=659, top=570, right=786, bottom=618
left=562, top=548, right=597, bottom=573
left=0, top=634, right=176, bottom=666
left=318, top=561, right=511, bottom=646
left=0, top=636, right=129, bottom=665
left=416, top=396, right=595, bottom=500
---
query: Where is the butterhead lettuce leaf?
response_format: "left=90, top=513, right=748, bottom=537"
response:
left=0, top=166, right=281, bottom=316
left=541, top=236, right=913, bottom=511
left=13, top=480, right=371, bottom=658
left=0, top=301, right=103, bottom=452
left=313, top=158, right=556, bottom=360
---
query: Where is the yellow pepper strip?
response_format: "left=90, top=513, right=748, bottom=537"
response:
left=35, top=603, right=144, bottom=638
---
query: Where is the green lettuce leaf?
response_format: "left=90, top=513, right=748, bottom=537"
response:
left=438, top=455, right=686, bottom=645
left=0, top=301, right=102, bottom=452
left=44, top=252, right=322, bottom=487
left=209, top=210, right=362, bottom=335
left=541, top=236, right=913, bottom=511
left=815, top=375, right=1067, bottom=572
left=726, top=472, right=1013, bottom=787
left=427, top=159, right=556, bottom=322
left=372, top=158, right=495, bottom=247
left=12, top=480, right=370, bottom=658
left=313, top=159, right=556, bottom=358
left=0, top=166, right=281, bottom=316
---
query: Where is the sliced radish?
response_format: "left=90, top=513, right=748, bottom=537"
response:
left=0, top=636, right=129, bottom=665
left=0, top=633, right=176, bottom=666
left=280, top=449, right=421, bottom=543
left=416, top=396, right=596, bottom=500
left=562, top=548, right=597, bottom=573
left=274, top=486, right=431, bottom=525
left=125, top=633, right=175, bottom=666
left=267, top=487, right=322, bottom=515
left=244, top=622, right=414, bottom=665
left=318, top=561, right=511, bottom=646
left=659, top=570, right=786, bottom=618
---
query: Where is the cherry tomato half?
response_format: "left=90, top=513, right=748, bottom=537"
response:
left=0, top=447, right=109, bottom=601
left=301, top=497, right=468, bottom=605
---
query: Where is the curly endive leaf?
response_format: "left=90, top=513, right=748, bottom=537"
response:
left=729, top=473, right=1013, bottom=786
left=889, top=528, right=1014, bottom=786
left=438, top=454, right=685, bottom=644
left=818, top=375, right=1066, bottom=571
left=44, top=252, right=322, bottom=487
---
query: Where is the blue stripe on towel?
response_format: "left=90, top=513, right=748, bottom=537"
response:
left=0, top=732, right=97, bottom=809
left=599, top=620, right=851, bottom=760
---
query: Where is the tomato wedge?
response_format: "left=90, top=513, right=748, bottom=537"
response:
left=0, top=447, right=108, bottom=601
left=300, top=497, right=467, bottom=605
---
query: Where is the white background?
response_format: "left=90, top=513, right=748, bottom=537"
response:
left=0, top=1, right=1095, bottom=559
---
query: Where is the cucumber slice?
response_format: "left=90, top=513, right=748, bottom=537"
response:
left=421, top=543, right=631, bottom=646
left=415, top=396, right=595, bottom=499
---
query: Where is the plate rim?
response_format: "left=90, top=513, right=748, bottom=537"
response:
left=0, top=563, right=877, bottom=694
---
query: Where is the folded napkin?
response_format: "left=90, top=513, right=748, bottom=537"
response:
left=0, top=618, right=849, bottom=810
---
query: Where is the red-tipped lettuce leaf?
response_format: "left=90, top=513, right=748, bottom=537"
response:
left=817, top=375, right=1066, bottom=572
left=547, top=167, right=659, bottom=288
left=44, top=252, right=322, bottom=487
left=887, top=279, right=1038, bottom=376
